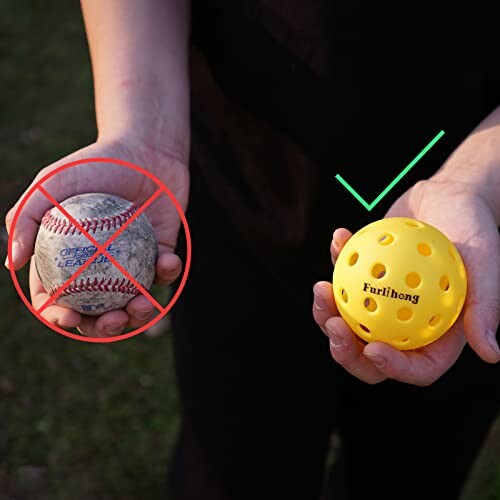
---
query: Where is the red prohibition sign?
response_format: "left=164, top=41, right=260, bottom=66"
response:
left=7, top=157, right=192, bottom=343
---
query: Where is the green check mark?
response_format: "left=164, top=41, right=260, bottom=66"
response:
left=335, top=130, right=445, bottom=211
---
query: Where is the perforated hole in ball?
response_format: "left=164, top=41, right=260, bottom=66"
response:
left=406, top=220, right=423, bottom=228
left=359, top=324, right=371, bottom=334
left=429, top=314, right=441, bottom=327
left=377, top=233, right=394, bottom=245
left=439, top=276, right=450, bottom=292
left=394, top=336, right=410, bottom=346
left=348, top=252, right=359, bottom=266
left=397, top=307, right=413, bottom=321
left=417, top=243, right=432, bottom=256
left=363, top=297, right=377, bottom=312
left=405, top=272, right=421, bottom=288
left=341, top=289, right=348, bottom=303
left=371, top=263, right=386, bottom=279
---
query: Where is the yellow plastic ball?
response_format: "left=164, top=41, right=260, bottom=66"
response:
left=332, top=217, right=467, bottom=350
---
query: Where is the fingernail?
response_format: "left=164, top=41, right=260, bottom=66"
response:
left=313, top=285, right=326, bottom=310
left=105, top=324, right=123, bottom=336
left=135, top=310, right=153, bottom=321
left=326, top=325, right=346, bottom=350
left=313, top=294, right=326, bottom=311
left=486, top=329, right=500, bottom=356
left=364, top=352, right=387, bottom=369
left=5, top=241, right=21, bottom=269
left=329, top=336, right=346, bottom=350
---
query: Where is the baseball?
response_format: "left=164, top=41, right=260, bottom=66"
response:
left=34, top=193, right=158, bottom=316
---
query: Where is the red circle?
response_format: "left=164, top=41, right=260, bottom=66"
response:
left=7, top=157, right=192, bottom=343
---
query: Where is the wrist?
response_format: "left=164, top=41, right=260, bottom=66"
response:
left=432, top=126, right=500, bottom=226
left=96, top=78, right=190, bottom=166
left=432, top=173, right=499, bottom=223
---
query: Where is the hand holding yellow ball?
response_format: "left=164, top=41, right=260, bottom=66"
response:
left=332, top=217, right=467, bottom=350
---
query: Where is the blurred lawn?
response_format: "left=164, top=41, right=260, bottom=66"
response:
left=0, top=2, right=179, bottom=499
left=0, top=2, right=498, bottom=500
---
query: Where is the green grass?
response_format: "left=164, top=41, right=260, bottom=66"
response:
left=460, top=417, right=500, bottom=500
left=0, top=2, right=179, bottom=498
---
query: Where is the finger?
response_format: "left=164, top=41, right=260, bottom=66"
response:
left=312, top=281, right=339, bottom=335
left=77, top=309, right=129, bottom=338
left=155, top=251, right=182, bottom=285
left=128, top=311, right=159, bottom=329
left=325, top=317, right=387, bottom=384
left=465, top=301, right=500, bottom=363
left=126, top=294, right=156, bottom=327
left=29, top=258, right=81, bottom=329
left=5, top=189, right=53, bottom=270
left=331, top=228, right=352, bottom=264
left=460, top=236, right=500, bottom=363
left=363, top=323, right=466, bottom=386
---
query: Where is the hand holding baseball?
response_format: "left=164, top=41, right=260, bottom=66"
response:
left=5, top=137, right=189, bottom=337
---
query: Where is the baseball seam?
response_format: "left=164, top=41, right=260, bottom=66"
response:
left=41, top=205, right=138, bottom=235
left=51, top=277, right=141, bottom=297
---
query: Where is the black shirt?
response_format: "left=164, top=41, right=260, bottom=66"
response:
left=189, top=1, right=500, bottom=249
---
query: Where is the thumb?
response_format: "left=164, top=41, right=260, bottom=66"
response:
left=155, top=245, right=183, bottom=285
left=147, top=194, right=186, bottom=286
left=5, top=189, right=53, bottom=270
left=462, top=234, right=500, bottom=363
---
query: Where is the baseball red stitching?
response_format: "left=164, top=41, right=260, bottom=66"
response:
left=41, top=205, right=137, bottom=235
left=50, top=277, right=140, bottom=297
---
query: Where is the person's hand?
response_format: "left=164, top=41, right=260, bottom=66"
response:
left=5, top=135, right=189, bottom=337
left=313, top=178, right=500, bottom=385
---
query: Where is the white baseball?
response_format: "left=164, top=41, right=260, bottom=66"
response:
left=34, top=193, right=158, bottom=316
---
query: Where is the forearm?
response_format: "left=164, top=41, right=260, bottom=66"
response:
left=81, top=0, right=190, bottom=159
left=433, top=106, right=500, bottom=224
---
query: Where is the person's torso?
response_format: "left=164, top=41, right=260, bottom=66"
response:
left=189, top=0, right=500, bottom=253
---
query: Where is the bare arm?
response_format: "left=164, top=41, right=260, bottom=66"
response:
left=313, top=107, right=500, bottom=384
left=5, top=0, right=192, bottom=337
left=81, top=0, right=191, bottom=159
left=433, top=106, right=500, bottom=225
